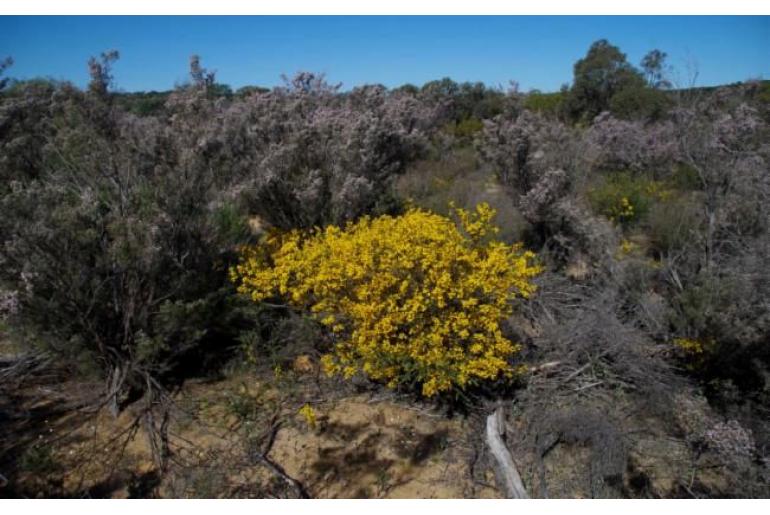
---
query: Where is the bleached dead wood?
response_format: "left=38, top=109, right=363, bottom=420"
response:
left=485, top=406, right=529, bottom=499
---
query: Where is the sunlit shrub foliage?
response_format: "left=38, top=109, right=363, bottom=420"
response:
left=588, top=172, right=671, bottom=227
left=231, top=203, right=541, bottom=397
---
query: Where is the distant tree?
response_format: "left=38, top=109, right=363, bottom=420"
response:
left=235, top=85, right=270, bottom=97
left=457, top=81, right=504, bottom=120
left=565, top=39, right=645, bottom=122
left=393, top=83, right=419, bottom=96
left=279, top=71, right=341, bottom=95
left=114, top=90, right=170, bottom=116
left=189, top=54, right=216, bottom=90
left=523, top=89, right=566, bottom=119
left=420, top=77, right=460, bottom=101
left=0, top=56, right=13, bottom=91
left=186, top=55, right=235, bottom=98
left=420, top=77, right=460, bottom=121
left=641, top=49, right=672, bottom=89
left=610, top=84, right=672, bottom=121
left=87, top=50, right=119, bottom=97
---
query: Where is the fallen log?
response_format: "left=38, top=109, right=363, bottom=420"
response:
left=485, top=405, right=529, bottom=499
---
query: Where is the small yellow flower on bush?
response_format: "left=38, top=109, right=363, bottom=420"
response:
left=298, top=403, right=317, bottom=429
left=672, top=337, right=715, bottom=371
left=673, top=337, right=706, bottom=355
left=231, top=203, right=542, bottom=397
left=617, top=238, right=638, bottom=257
left=589, top=173, right=672, bottom=227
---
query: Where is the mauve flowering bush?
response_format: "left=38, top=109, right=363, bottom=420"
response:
left=0, top=55, right=438, bottom=450
left=476, top=111, right=582, bottom=192
left=476, top=112, right=617, bottom=266
left=162, top=73, right=438, bottom=229
left=583, top=112, right=679, bottom=173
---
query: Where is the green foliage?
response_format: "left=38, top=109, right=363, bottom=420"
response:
left=670, top=163, right=702, bottom=190
left=523, top=90, right=565, bottom=118
left=237, top=309, right=323, bottom=371
left=445, top=116, right=484, bottom=140
left=588, top=172, right=670, bottom=228
left=640, top=49, right=672, bottom=89
left=212, top=202, right=252, bottom=247
left=235, top=85, right=270, bottom=97
left=609, top=85, right=672, bottom=120
left=565, top=39, right=652, bottom=122
left=395, top=148, right=526, bottom=244
left=19, top=444, right=60, bottom=475
left=645, top=195, right=701, bottom=256
left=419, top=77, right=504, bottom=122
left=115, top=91, right=170, bottom=116
left=224, top=383, right=265, bottom=423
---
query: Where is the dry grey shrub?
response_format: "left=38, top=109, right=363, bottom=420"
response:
left=477, top=111, right=583, bottom=192
left=163, top=74, right=439, bottom=229
left=583, top=112, right=679, bottom=174
left=0, top=79, right=60, bottom=191
left=87, top=50, right=120, bottom=98
left=703, top=420, right=756, bottom=459
left=670, top=100, right=768, bottom=267
left=477, top=112, right=619, bottom=269
left=509, top=264, right=682, bottom=497
left=662, top=99, right=770, bottom=392
left=672, top=392, right=767, bottom=496
left=0, top=288, right=19, bottom=320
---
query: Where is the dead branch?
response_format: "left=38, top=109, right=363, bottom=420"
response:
left=485, top=405, right=529, bottom=499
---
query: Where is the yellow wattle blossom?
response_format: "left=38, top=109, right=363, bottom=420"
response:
left=618, top=239, right=637, bottom=256
left=298, top=403, right=317, bottom=429
left=231, top=203, right=542, bottom=397
left=608, top=196, right=635, bottom=223
left=673, top=337, right=707, bottom=355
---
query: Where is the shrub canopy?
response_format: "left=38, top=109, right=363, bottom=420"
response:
left=231, top=203, right=541, bottom=396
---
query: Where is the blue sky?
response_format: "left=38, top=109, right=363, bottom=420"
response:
left=0, top=16, right=767, bottom=92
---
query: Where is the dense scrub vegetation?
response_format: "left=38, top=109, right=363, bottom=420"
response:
left=1, top=40, right=769, bottom=498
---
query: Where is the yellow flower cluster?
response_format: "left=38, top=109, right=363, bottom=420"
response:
left=231, top=203, right=542, bottom=397
left=673, top=337, right=707, bottom=355
left=644, top=181, right=673, bottom=201
left=608, top=196, right=635, bottom=223
left=298, top=403, right=317, bottom=429
left=618, top=238, right=637, bottom=256
left=672, top=337, right=715, bottom=372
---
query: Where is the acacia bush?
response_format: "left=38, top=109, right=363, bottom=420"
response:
left=231, top=203, right=542, bottom=397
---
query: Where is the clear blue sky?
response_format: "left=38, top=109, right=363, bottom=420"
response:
left=0, top=16, right=767, bottom=92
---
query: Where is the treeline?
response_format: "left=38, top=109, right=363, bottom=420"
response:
left=18, top=40, right=764, bottom=127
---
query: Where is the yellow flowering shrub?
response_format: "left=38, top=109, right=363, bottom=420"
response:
left=673, top=337, right=706, bottom=355
left=298, top=403, right=317, bottom=429
left=230, top=203, right=542, bottom=397
left=672, top=337, right=715, bottom=372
